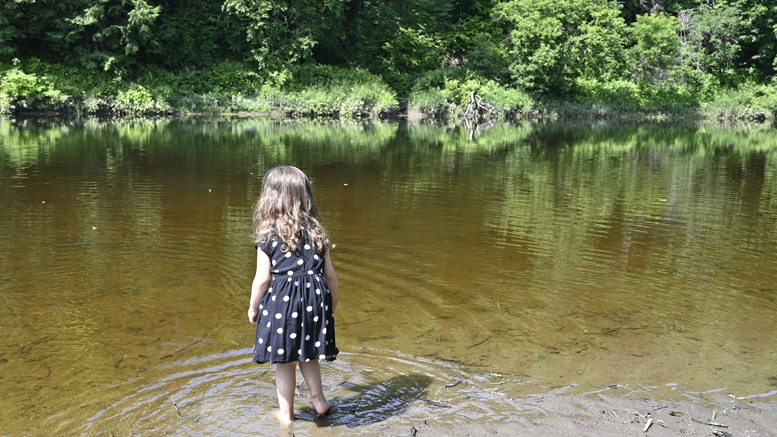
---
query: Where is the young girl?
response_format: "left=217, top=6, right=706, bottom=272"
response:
left=248, top=166, right=340, bottom=425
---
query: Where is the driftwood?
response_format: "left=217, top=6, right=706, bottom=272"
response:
left=462, top=91, right=496, bottom=140
left=691, top=418, right=729, bottom=428
left=462, top=91, right=495, bottom=122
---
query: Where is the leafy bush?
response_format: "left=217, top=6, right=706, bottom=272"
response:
left=477, top=82, right=534, bottom=118
left=575, top=78, right=641, bottom=110
left=408, top=89, right=451, bottom=118
left=410, top=68, right=533, bottom=119
left=0, top=67, right=71, bottom=113
left=252, top=65, right=397, bottom=118
left=116, top=84, right=170, bottom=114
left=705, top=83, right=777, bottom=120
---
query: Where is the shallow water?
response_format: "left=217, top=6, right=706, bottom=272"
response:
left=1, top=118, right=776, bottom=435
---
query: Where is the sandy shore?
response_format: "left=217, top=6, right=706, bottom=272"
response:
left=366, top=393, right=777, bottom=437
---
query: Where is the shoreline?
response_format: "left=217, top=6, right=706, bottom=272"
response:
left=337, top=392, right=777, bottom=436
left=3, top=109, right=776, bottom=124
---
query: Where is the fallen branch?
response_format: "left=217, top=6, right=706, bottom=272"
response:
left=691, top=418, right=729, bottom=428
left=466, top=335, right=492, bottom=349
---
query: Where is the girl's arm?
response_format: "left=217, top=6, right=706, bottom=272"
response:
left=248, top=249, right=272, bottom=324
left=323, top=249, right=339, bottom=314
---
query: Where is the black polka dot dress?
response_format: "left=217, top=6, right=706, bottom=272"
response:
left=253, top=233, right=338, bottom=364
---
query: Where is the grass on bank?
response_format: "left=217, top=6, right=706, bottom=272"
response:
left=0, top=61, right=398, bottom=118
left=1, top=61, right=776, bottom=121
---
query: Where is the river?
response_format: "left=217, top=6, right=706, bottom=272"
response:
left=1, top=118, right=776, bottom=435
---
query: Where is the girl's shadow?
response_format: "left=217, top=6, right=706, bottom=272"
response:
left=298, top=374, right=434, bottom=428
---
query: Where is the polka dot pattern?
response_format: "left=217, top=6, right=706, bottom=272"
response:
left=252, top=232, right=338, bottom=364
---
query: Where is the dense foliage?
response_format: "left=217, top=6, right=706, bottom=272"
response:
left=1, top=0, right=776, bottom=119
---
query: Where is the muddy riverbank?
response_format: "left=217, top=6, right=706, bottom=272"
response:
left=302, top=393, right=777, bottom=437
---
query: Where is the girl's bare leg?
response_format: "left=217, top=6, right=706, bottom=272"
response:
left=274, top=362, right=297, bottom=425
left=299, top=360, right=330, bottom=415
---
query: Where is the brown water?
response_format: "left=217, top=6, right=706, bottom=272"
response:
left=1, top=118, right=777, bottom=435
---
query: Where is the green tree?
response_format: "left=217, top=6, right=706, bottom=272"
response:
left=627, top=12, right=682, bottom=85
left=679, top=4, right=742, bottom=84
left=493, top=0, right=628, bottom=94
left=223, top=0, right=344, bottom=70
left=144, top=0, right=249, bottom=70
left=447, top=0, right=498, bottom=57
left=298, top=0, right=453, bottom=94
left=465, top=32, right=509, bottom=81
left=661, top=0, right=776, bottom=79
left=0, top=1, right=24, bottom=58
left=3, top=0, right=248, bottom=73
left=62, top=0, right=161, bottom=72
left=341, top=0, right=452, bottom=68
left=1, top=0, right=73, bottom=64
left=380, top=27, right=446, bottom=73
left=2, top=0, right=163, bottom=73
left=727, top=0, right=777, bottom=79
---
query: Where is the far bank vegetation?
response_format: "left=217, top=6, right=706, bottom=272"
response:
left=1, top=0, right=776, bottom=121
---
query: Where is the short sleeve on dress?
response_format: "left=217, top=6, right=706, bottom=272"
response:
left=255, top=233, right=275, bottom=258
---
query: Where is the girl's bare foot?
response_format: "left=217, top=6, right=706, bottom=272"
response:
left=310, top=395, right=331, bottom=415
left=272, top=409, right=294, bottom=425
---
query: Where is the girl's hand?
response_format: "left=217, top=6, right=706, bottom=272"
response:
left=248, top=307, right=259, bottom=324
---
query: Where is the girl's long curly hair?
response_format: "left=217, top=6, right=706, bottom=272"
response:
left=252, top=166, right=329, bottom=253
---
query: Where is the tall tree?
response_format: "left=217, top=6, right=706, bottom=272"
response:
left=679, top=4, right=742, bottom=83
left=326, top=0, right=452, bottom=69
left=0, top=1, right=23, bottom=58
left=727, top=0, right=777, bottom=79
left=223, top=0, right=344, bottom=70
left=493, top=0, right=628, bottom=94
left=146, top=0, right=249, bottom=70
left=1, top=0, right=75, bottom=63
left=627, top=12, right=682, bottom=85
left=43, top=0, right=161, bottom=72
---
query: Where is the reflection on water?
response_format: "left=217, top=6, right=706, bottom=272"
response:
left=1, top=118, right=777, bottom=435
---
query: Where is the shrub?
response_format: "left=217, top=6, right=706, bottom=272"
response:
left=408, top=88, right=451, bottom=118
left=575, top=78, right=641, bottom=110
left=253, top=65, right=397, bottom=118
left=410, top=68, right=533, bottom=119
left=0, top=67, right=71, bottom=113
left=705, top=83, right=777, bottom=120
